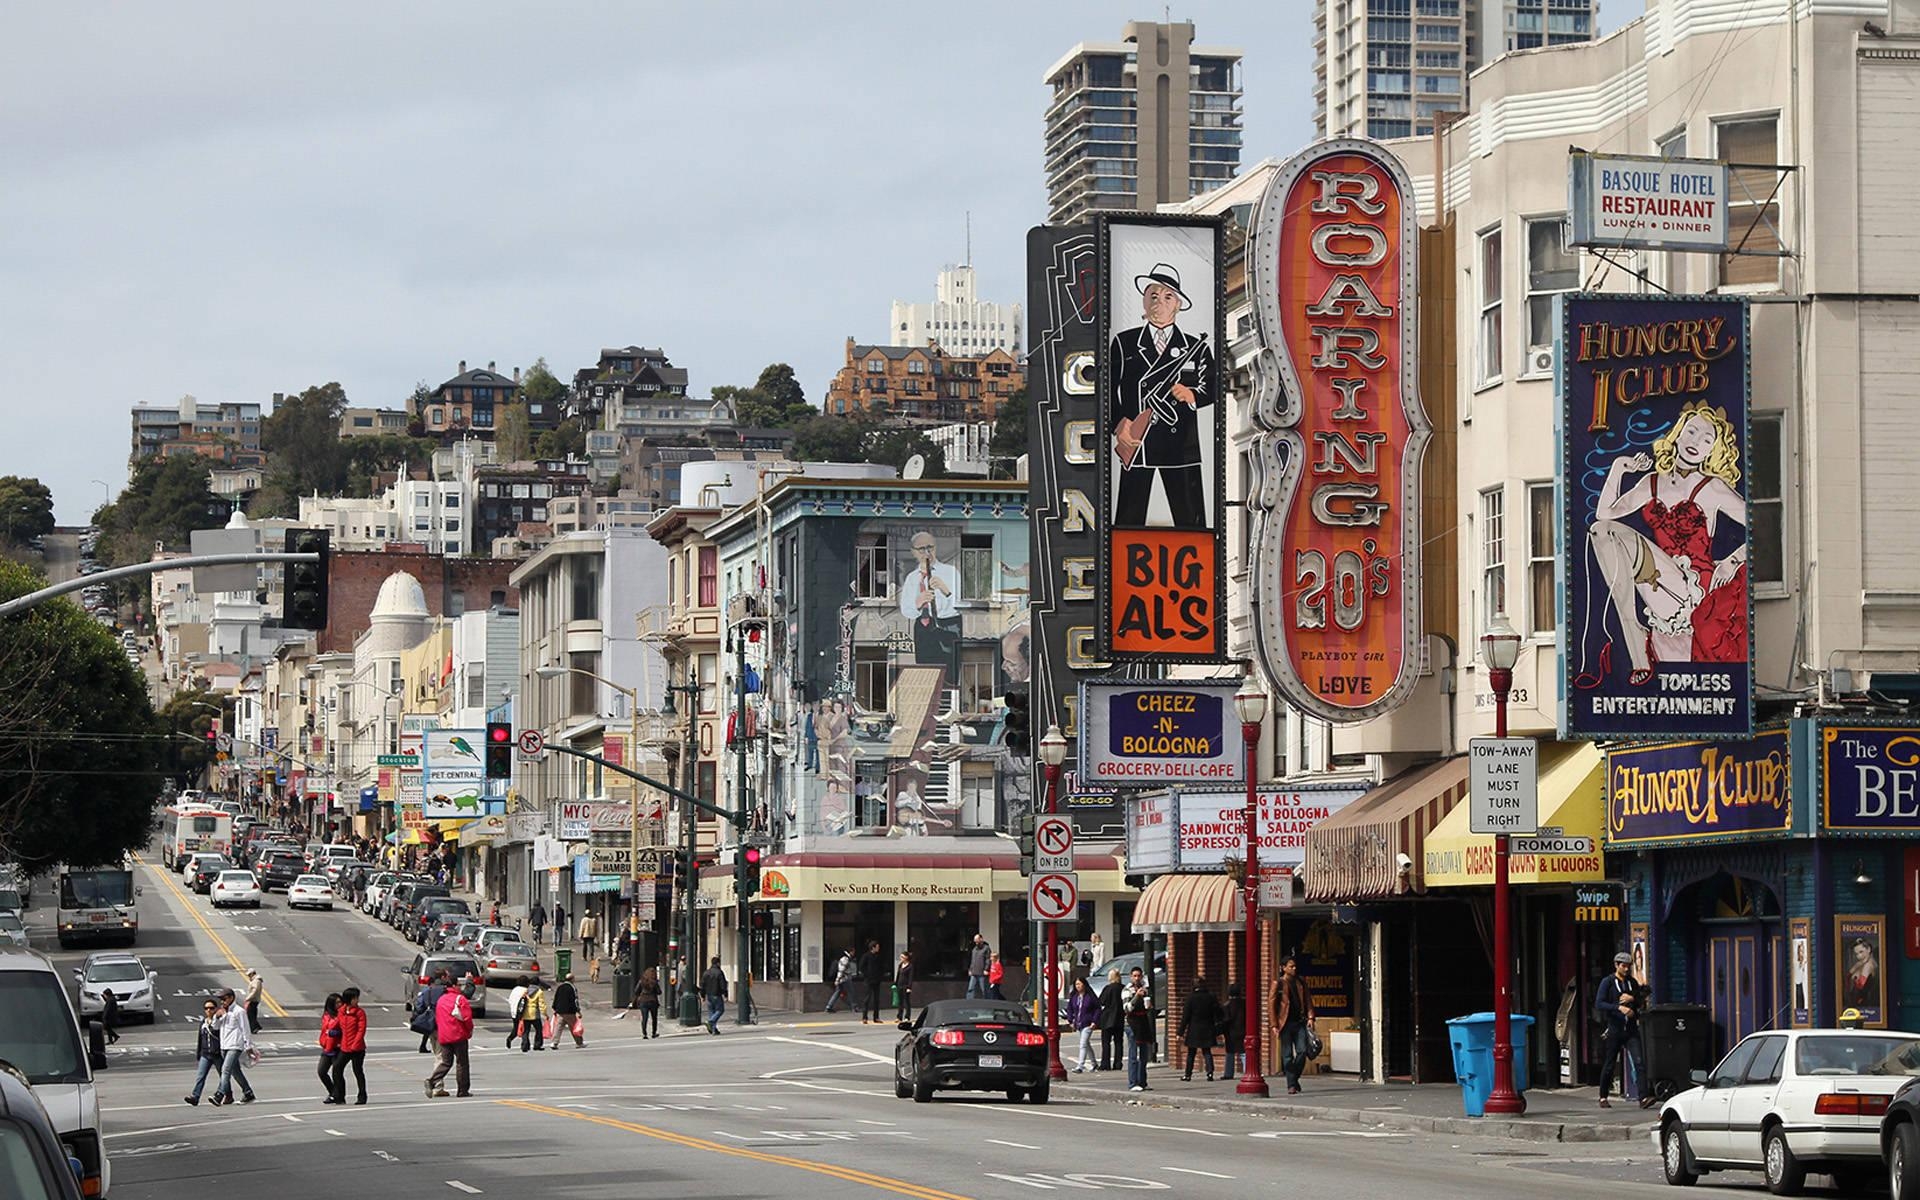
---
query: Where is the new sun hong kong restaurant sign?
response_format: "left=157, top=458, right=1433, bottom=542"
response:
left=1246, top=139, right=1429, bottom=724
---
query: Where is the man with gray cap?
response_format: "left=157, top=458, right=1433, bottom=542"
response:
left=1593, top=951, right=1650, bottom=1108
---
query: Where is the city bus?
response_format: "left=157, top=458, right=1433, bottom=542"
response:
left=161, top=805, right=234, bottom=871
left=56, top=864, right=137, bottom=948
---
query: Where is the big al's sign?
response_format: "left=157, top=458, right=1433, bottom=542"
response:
left=1558, top=295, right=1752, bottom=740
left=1248, top=139, right=1428, bottom=723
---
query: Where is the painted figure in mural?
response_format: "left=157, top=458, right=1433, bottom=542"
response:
left=1843, top=938, right=1879, bottom=1011
left=1000, top=616, right=1031, bottom=688
left=1583, top=401, right=1749, bottom=686
left=900, top=530, right=962, bottom=674
left=1109, top=262, right=1215, bottom=529
left=890, top=766, right=953, bottom=837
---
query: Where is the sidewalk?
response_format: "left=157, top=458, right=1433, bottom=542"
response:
left=1055, top=1062, right=1659, bottom=1144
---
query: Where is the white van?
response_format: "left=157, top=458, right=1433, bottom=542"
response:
left=0, top=947, right=108, bottom=1195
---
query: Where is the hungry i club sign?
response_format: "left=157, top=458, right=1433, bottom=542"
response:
left=1247, top=140, right=1429, bottom=723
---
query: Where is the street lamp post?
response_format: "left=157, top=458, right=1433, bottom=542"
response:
left=1233, top=675, right=1270, bottom=1097
left=1039, top=725, right=1068, bottom=1084
left=1481, top=614, right=1526, bottom=1117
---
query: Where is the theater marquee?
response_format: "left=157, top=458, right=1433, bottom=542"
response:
left=1247, top=139, right=1429, bottom=724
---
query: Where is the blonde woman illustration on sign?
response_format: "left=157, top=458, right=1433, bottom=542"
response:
left=1582, top=402, right=1749, bottom=687
left=1109, top=263, right=1216, bottom=529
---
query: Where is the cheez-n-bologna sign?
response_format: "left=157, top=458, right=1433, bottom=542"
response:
left=1248, top=140, right=1430, bottom=723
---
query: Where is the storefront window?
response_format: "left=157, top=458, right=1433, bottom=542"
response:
left=784, top=905, right=802, bottom=981
left=823, top=900, right=893, bottom=973
left=1112, top=900, right=1142, bottom=957
left=907, top=901, right=973, bottom=980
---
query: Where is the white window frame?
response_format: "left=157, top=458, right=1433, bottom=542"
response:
left=1654, top=127, right=1688, bottom=294
left=1748, top=412, right=1787, bottom=596
left=1525, top=481, right=1556, bottom=638
left=1475, top=224, right=1503, bottom=393
left=1714, top=113, right=1784, bottom=293
left=1522, top=215, right=1577, bottom=373
left=1480, top=485, right=1507, bottom=621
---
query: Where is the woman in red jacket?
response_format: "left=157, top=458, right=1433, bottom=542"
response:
left=317, top=993, right=342, bottom=1102
left=328, top=986, right=369, bottom=1105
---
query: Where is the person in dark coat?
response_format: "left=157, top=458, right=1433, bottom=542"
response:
left=551, top=974, right=584, bottom=1048
left=1179, top=978, right=1223, bottom=1081
left=1097, top=967, right=1125, bottom=1071
left=857, top=940, right=888, bottom=1025
left=1595, top=951, right=1652, bottom=1108
left=100, top=986, right=121, bottom=1044
left=184, top=997, right=224, bottom=1105
left=1220, top=982, right=1246, bottom=1078
left=700, top=957, right=728, bottom=1034
left=894, top=951, right=914, bottom=1021
left=529, top=901, right=547, bottom=946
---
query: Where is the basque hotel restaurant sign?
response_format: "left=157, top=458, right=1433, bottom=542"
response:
left=1603, top=730, right=1791, bottom=847
left=1095, top=213, right=1229, bottom=664
left=1246, top=139, right=1429, bottom=724
left=1079, top=679, right=1245, bottom=786
left=1819, top=725, right=1920, bottom=835
left=1558, top=295, right=1753, bottom=740
left=1568, top=152, right=1731, bottom=254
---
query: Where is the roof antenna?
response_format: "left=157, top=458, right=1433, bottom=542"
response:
left=965, top=211, right=971, bottom=268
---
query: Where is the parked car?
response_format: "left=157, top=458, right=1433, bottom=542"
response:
left=378, top=876, right=430, bottom=923
left=209, top=870, right=261, bottom=909
left=361, top=872, right=396, bottom=914
left=188, top=856, right=232, bottom=895
left=473, top=927, right=521, bottom=961
left=403, top=952, right=488, bottom=1019
left=410, top=897, right=471, bottom=945
left=389, top=883, right=449, bottom=932
left=73, top=952, right=158, bottom=1023
left=894, top=998, right=1051, bottom=1105
left=0, top=948, right=109, bottom=1197
left=0, top=911, right=27, bottom=949
left=1088, top=950, right=1167, bottom=1002
left=256, top=850, right=304, bottom=893
left=425, top=911, right=470, bottom=951
left=285, top=875, right=335, bottom=911
left=1657, top=1027, right=1920, bottom=1192
left=0, top=1060, right=87, bottom=1200
left=479, top=941, right=541, bottom=988
left=444, top=920, right=484, bottom=955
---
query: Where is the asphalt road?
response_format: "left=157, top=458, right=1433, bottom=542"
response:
left=42, top=531, right=80, bottom=584
left=10, top=856, right=1769, bottom=1200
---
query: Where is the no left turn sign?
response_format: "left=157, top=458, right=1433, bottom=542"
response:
left=517, top=729, right=545, bottom=758
left=1029, top=871, right=1078, bottom=922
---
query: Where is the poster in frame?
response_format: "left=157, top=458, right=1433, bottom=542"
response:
left=1788, top=916, right=1812, bottom=1028
left=1835, top=913, right=1886, bottom=1028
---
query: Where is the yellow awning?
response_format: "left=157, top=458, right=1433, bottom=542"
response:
left=1421, top=743, right=1607, bottom=886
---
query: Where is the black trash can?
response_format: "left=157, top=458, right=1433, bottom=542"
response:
left=1642, top=1003, right=1713, bottom=1099
left=612, top=969, right=634, bottom=1010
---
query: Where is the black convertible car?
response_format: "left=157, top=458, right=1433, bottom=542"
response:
left=894, top=998, right=1052, bottom=1105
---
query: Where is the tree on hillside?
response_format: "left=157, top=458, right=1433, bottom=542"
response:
left=790, top=414, right=869, bottom=463
left=96, top=454, right=223, bottom=564
left=260, top=382, right=351, bottom=499
left=521, top=358, right=568, bottom=415
left=534, top=419, right=587, bottom=461
left=714, top=362, right=818, bottom=429
left=496, top=401, right=532, bottom=461
left=0, top=561, right=160, bottom=870
left=0, top=477, right=56, bottom=546
left=340, top=433, right=440, bottom=498
left=987, top=386, right=1029, bottom=480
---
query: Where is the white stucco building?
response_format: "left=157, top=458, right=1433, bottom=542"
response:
left=889, top=264, right=1022, bottom=357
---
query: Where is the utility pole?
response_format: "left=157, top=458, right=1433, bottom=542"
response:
left=669, top=677, right=701, bottom=1026
left=734, top=622, right=753, bottom=1027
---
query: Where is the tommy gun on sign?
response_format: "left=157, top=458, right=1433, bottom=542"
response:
left=1113, top=333, right=1212, bottom=469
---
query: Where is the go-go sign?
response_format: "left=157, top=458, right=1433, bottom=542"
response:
left=1469, top=737, right=1538, bottom=835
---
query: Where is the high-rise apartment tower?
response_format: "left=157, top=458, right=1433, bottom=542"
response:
left=1043, top=20, right=1244, bottom=225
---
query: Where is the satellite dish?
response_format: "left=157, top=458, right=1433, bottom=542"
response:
left=903, top=454, right=926, bottom=481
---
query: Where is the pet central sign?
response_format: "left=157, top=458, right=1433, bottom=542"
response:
left=1247, top=139, right=1429, bottom=724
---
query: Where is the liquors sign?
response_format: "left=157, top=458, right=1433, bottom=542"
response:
left=1248, top=139, right=1429, bottom=723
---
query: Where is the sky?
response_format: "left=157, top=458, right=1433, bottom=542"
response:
left=3, top=1, right=1644, bottom=524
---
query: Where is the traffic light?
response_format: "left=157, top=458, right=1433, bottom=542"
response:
left=284, top=529, right=331, bottom=630
left=1017, top=813, right=1036, bottom=876
left=485, top=721, right=513, bottom=779
left=1004, top=686, right=1031, bottom=757
left=737, top=845, right=762, bottom=900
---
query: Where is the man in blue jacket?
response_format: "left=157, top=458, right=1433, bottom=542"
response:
left=1595, top=951, right=1651, bottom=1108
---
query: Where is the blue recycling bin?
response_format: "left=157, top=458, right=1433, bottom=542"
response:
left=1446, top=1012, right=1535, bottom=1116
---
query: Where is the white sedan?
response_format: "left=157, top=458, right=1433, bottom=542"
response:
left=209, top=870, right=262, bottom=909
left=286, top=874, right=336, bottom=911
left=1658, top=1027, right=1920, bottom=1193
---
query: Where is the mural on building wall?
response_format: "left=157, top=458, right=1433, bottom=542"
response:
left=796, top=512, right=1029, bottom=840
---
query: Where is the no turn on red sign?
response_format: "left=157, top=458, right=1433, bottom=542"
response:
left=1034, top=815, right=1074, bottom=873
left=1029, top=872, right=1078, bottom=922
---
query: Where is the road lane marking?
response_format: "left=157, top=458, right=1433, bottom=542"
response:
left=1246, top=1130, right=1402, bottom=1139
left=282, top=1114, right=302, bottom=1123
left=446, top=1183, right=482, bottom=1194
left=986, top=1139, right=1040, bottom=1150
left=499, top=1099, right=975, bottom=1200
left=325, top=1129, right=346, bottom=1137
left=762, top=1034, right=895, bottom=1066
left=135, top=853, right=288, bottom=1018
left=1166, top=1167, right=1234, bottom=1179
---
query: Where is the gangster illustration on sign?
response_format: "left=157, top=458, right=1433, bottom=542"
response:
left=1096, top=213, right=1227, bottom=663
left=1560, top=295, right=1752, bottom=739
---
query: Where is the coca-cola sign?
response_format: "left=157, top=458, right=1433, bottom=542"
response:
left=1248, top=139, right=1429, bottom=723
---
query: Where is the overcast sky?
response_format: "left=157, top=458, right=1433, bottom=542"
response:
left=3, top=1, right=1644, bottom=523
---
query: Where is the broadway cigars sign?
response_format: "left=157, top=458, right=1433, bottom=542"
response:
left=1604, top=730, right=1790, bottom=846
left=1558, top=294, right=1753, bottom=739
left=1247, top=139, right=1429, bottom=723
left=1079, top=679, right=1245, bottom=785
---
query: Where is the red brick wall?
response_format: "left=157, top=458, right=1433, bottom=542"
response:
left=320, top=549, right=520, bottom=652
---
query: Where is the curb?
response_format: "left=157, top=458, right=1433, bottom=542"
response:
left=1054, top=1081, right=1656, bottom=1144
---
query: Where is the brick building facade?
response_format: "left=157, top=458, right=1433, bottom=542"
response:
left=318, top=548, right=520, bottom=653
left=822, top=340, right=1021, bottom=423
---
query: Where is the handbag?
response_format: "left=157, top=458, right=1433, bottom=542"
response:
left=1305, top=1028, right=1324, bottom=1060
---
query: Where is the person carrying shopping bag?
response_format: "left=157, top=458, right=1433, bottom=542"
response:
left=551, top=975, right=585, bottom=1048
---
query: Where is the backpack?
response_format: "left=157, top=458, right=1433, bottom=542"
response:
left=409, top=989, right=439, bottom=1035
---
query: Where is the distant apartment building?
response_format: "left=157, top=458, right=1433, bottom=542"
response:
left=391, top=477, right=467, bottom=557
left=411, top=362, right=521, bottom=441
left=547, top=490, right=656, bottom=535
left=471, top=459, right=592, bottom=553
left=890, top=264, right=1022, bottom=357
left=823, top=341, right=1022, bottom=424
left=1314, top=0, right=1597, bottom=140
left=130, top=395, right=264, bottom=468
left=1042, top=20, right=1243, bottom=225
left=338, top=407, right=409, bottom=438
left=568, top=346, right=690, bottom=428
left=925, top=423, right=996, bottom=477
left=622, top=434, right=794, bottom=511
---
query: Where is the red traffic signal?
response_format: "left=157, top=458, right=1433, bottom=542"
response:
left=743, top=846, right=762, bottom=866
left=484, top=720, right=512, bottom=779
left=488, top=724, right=511, bottom=743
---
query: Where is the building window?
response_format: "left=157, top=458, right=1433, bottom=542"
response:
left=1525, top=216, right=1577, bottom=360
left=571, top=559, right=600, bottom=621
left=1480, top=486, right=1506, bottom=618
left=957, top=762, right=995, bottom=830
left=1749, top=414, right=1784, bottom=586
left=867, top=358, right=885, bottom=373
left=1656, top=129, right=1688, bottom=292
left=697, top=761, right=717, bottom=809
left=1476, top=226, right=1502, bottom=388
left=698, top=653, right=718, bottom=713
left=855, top=646, right=891, bottom=712
left=416, top=492, right=431, bottom=509
left=907, top=902, right=972, bottom=980
left=1716, top=116, right=1782, bottom=288
left=697, top=547, right=717, bottom=608
left=958, top=646, right=997, bottom=713
left=568, top=652, right=599, bottom=713
left=1526, top=482, right=1555, bottom=636
left=855, top=536, right=890, bottom=599
left=957, top=533, right=994, bottom=598
left=853, top=759, right=889, bottom=828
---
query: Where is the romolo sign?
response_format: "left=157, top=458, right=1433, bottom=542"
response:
left=1248, top=139, right=1429, bottom=724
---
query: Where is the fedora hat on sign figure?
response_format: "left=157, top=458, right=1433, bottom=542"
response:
left=1133, top=263, right=1193, bottom=310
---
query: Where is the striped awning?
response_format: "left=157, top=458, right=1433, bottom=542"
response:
left=1131, top=873, right=1245, bottom=933
left=1302, top=757, right=1469, bottom=903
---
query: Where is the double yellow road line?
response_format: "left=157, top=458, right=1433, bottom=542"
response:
left=133, top=852, right=288, bottom=1018
left=500, top=1099, right=975, bottom=1200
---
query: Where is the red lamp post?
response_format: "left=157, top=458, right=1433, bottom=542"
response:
left=1481, top=614, right=1526, bottom=1116
left=1234, top=675, right=1270, bottom=1098
left=1039, top=724, right=1069, bottom=1083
